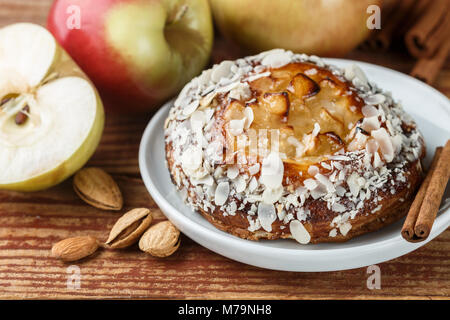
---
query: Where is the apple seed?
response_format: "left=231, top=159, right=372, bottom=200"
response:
left=15, top=105, right=30, bottom=125
left=0, top=97, right=11, bottom=106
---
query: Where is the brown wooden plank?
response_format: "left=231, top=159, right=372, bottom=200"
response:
left=0, top=0, right=449, bottom=300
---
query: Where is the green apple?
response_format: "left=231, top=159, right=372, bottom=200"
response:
left=48, top=0, right=214, bottom=113
left=209, top=0, right=381, bottom=56
left=0, top=23, right=105, bottom=192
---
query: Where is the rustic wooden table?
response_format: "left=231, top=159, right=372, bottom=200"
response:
left=1, top=0, right=449, bottom=300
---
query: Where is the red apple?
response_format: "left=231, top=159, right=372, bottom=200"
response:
left=48, top=0, right=214, bottom=112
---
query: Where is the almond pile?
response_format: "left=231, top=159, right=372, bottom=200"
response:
left=52, top=236, right=99, bottom=262
left=73, top=167, right=123, bottom=211
left=51, top=167, right=181, bottom=262
left=139, top=221, right=181, bottom=258
left=105, top=208, right=153, bottom=249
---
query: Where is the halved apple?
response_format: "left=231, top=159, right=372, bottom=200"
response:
left=0, top=23, right=105, bottom=192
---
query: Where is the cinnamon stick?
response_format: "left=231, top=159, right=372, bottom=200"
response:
left=396, top=0, right=432, bottom=38
left=405, top=0, right=450, bottom=58
left=410, top=39, right=450, bottom=84
left=367, top=0, right=416, bottom=51
left=414, top=140, right=450, bottom=239
left=401, top=147, right=442, bottom=242
left=364, top=0, right=400, bottom=50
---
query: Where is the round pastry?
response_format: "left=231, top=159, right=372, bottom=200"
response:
left=164, top=49, right=425, bottom=244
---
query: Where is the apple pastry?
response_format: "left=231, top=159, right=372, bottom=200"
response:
left=164, top=49, right=425, bottom=244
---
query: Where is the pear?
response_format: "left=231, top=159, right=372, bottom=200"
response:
left=0, top=23, right=105, bottom=191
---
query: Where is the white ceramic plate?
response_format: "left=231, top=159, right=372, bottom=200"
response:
left=139, top=59, right=450, bottom=272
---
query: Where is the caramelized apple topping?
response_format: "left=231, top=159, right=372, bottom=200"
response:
left=223, top=62, right=364, bottom=164
left=287, top=73, right=320, bottom=98
left=262, top=92, right=290, bottom=116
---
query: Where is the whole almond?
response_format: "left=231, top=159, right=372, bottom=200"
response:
left=73, top=167, right=123, bottom=211
left=139, top=221, right=180, bottom=258
left=51, top=236, right=99, bottom=262
left=105, top=208, right=153, bottom=249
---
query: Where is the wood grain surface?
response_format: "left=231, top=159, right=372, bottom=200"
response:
left=0, top=0, right=449, bottom=300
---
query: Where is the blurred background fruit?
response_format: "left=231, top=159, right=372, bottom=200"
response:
left=209, top=0, right=381, bottom=57
left=48, top=0, right=214, bottom=113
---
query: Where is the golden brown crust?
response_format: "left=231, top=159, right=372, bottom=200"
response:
left=195, top=197, right=414, bottom=243
left=166, top=141, right=423, bottom=243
